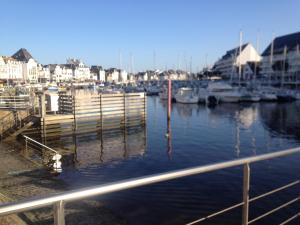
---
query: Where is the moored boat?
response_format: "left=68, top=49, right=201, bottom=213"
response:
left=175, top=87, right=199, bottom=104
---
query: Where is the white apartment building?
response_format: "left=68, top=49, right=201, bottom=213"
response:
left=261, top=31, right=300, bottom=83
left=99, top=69, right=105, bottom=82
left=37, top=64, right=51, bottom=84
left=119, top=70, right=128, bottom=83
left=49, top=64, right=73, bottom=83
left=90, top=66, right=106, bottom=81
left=213, top=43, right=261, bottom=79
left=11, top=48, right=39, bottom=83
left=67, top=58, right=90, bottom=81
left=0, top=56, right=23, bottom=82
left=106, top=68, right=119, bottom=83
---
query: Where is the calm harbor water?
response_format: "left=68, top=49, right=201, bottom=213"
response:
left=47, top=97, right=300, bottom=225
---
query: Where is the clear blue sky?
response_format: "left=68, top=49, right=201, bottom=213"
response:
left=1, top=0, right=300, bottom=72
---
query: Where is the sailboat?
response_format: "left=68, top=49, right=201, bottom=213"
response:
left=258, top=35, right=278, bottom=101
left=236, top=31, right=260, bottom=102
left=276, top=45, right=296, bottom=102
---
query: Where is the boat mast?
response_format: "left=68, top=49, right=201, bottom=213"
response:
left=254, top=30, right=260, bottom=83
left=281, top=45, right=287, bottom=89
left=231, top=48, right=238, bottom=84
left=238, top=30, right=242, bottom=87
left=153, top=50, right=156, bottom=71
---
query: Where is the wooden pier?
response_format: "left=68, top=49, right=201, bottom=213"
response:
left=39, top=92, right=147, bottom=138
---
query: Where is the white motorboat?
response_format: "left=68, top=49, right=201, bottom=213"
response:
left=259, top=89, right=278, bottom=101
left=175, top=87, right=199, bottom=104
left=240, top=89, right=261, bottom=102
left=207, top=82, right=241, bottom=103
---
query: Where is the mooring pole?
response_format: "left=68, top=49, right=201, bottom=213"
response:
left=166, top=79, right=172, bottom=140
left=167, top=79, right=171, bottom=121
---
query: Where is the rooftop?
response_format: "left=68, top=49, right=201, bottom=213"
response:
left=262, top=31, right=300, bottom=56
left=11, top=48, right=34, bottom=62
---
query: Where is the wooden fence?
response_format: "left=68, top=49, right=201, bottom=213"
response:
left=40, top=93, right=147, bottom=138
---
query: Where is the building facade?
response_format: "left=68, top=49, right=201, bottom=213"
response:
left=261, top=31, right=300, bottom=84
left=67, top=58, right=90, bottom=81
left=0, top=56, right=23, bottom=83
left=12, top=48, right=39, bottom=83
left=37, top=64, right=51, bottom=84
left=213, top=43, right=261, bottom=79
left=49, top=64, right=73, bottom=83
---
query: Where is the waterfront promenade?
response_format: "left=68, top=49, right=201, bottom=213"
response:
left=0, top=141, right=127, bottom=225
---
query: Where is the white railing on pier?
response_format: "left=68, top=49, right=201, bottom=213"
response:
left=0, top=146, right=300, bottom=225
left=0, top=96, right=31, bottom=110
left=23, top=135, right=59, bottom=155
left=22, top=135, right=62, bottom=172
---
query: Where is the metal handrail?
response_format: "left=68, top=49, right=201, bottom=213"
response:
left=22, top=135, right=58, bottom=155
left=0, top=95, right=31, bottom=109
left=0, top=146, right=300, bottom=225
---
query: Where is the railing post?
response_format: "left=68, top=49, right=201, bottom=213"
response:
left=53, top=200, right=65, bottom=225
left=25, top=137, right=28, bottom=152
left=242, top=163, right=250, bottom=225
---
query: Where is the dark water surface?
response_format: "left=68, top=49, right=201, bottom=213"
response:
left=51, top=97, right=300, bottom=225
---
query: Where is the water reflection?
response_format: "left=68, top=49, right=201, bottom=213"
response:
left=174, top=103, right=202, bottom=118
left=166, top=118, right=172, bottom=159
left=207, top=103, right=258, bottom=128
left=34, top=127, right=147, bottom=168
left=260, top=101, right=300, bottom=140
left=72, top=128, right=146, bottom=167
left=24, top=96, right=300, bottom=225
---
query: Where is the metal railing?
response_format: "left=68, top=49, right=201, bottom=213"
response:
left=1, top=146, right=300, bottom=225
left=0, top=96, right=31, bottom=110
left=23, top=135, right=59, bottom=155
left=22, top=135, right=62, bottom=172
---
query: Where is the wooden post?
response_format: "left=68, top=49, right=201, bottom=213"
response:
left=123, top=93, right=126, bottom=129
left=143, top=92, right=146, bottom=125
left=73, top=96, right=76, bottom=132
left=37, top=92, right=47, bottom=144
left=100, top=94, right=103, bottom=131
left=167, top=79, right=171, bottom=121
left=39, top=92, right=46, bottom=118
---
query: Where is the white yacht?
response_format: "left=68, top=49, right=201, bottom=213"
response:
left=207, top=82, right=241, bottom=103
left=175, top=87, right=199, bottom=104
